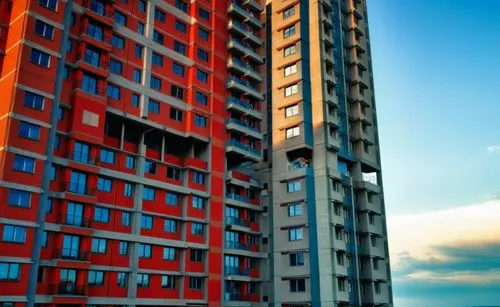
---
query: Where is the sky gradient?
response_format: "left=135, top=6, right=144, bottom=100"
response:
left=366, top=0, right=500, bottom=306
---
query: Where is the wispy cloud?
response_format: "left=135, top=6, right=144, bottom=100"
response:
left=486, top=145, right=500, bottom=153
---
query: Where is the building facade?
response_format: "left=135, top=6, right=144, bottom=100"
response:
left=0, top=0, right=390, bottom=306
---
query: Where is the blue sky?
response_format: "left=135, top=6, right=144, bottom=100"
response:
left=367, top=0, right=500, bottom=306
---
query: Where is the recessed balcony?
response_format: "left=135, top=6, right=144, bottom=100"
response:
left=227, top=57, right=262, bottom=83
left=242, top=0, right=262, bottom=13
left=228, top=1, right=262, bottom=29
left=228, top=20, right=263, bottom=46
left=226, top=77, right=264, bottom=100
left=226, top=97, right=263, bottom=120
left=227, top=38, right=264, bottom=64
left=226, top=118, right=263, bottom=140
left=226, top=140, right=262, bottom=163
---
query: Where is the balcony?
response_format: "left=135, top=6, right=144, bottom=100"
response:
left=226, top=118, right=263, bottom=140
left=228, top=1, right=262, bottom=29
left=59, top=214, right=93, bottom=228
left=227, top=38, right=264, bottom=64
left=226, top=216, right=250, bottom=228
left=226, top=77, right=264, bottom=100
left=227, top=58, right=262, bottom=83
left=54, top=248, right=90, bottom=262
left=81, top=0, right=114, bottom=27
left=242, top=0, right=262, bottom=12
left=226, top=97, right=263, bottom=120
left=225, top=241, right=259, bottom=253
left=64, top=181, right=96, bottom=197
left=226, top=140, right=262, bottom=162
left=225, top=266, right=251, bottom=276
left=75, top=53, right=110, bottom=78
left=67, top=151, right=97, bottom=166
left=51, top=283, right=87, bottom=296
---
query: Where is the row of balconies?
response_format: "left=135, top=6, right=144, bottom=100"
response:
left=228, top=1, right=262, bottom=29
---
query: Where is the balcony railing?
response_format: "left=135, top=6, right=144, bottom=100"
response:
left=226, top=140, right=261, bottom=157
left=67, top=151, right=97, bottom=166
left=226, top=118, right=260, bottom=133
left=226, top=216, right=250, bottom=228
left=51, top=283, right=88, bottom=296
left=227, top=77, right=263, bottom=99
left=227, top=38, right=263, bottom=63
left=227, top=97, right=255, bottom=111
left=82, top=0, right=114, bottom=19
left=224, top=266, right=250, bottom=276
left=54, top=248, right=90, bottom=261
left=64, top=181, right=96, bottom=197
left=59, top=214, right=93, bottom=228
left=229, top=1, right=262, bottom=28
left=226, top=193, right=251, bottom=203
left=225, top=292, right=255, bottom=301
left=225, top=241, right=259, bottom=252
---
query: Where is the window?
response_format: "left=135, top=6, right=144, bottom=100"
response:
left=97, top=177, right=112, bottom=192
left=285, top=84, right=298, bottom=96
left=285, top=105, right=299, bottom=118
left=152, top=52, right=163, bottom=66
left=112, top=34, right=125, bottom=49
left=153, top=30, right=164, bottom=45
left=8, top=189, right=31, bottom=208
left=169, top=108, right=183, bottom=121
left=283, top=6, right=296, bottom=19
left=133, top=69, right=142, bottom=83
left=91, top=238, right=107, bottom=254
left=49, top=165, right=56, bottom=181
left=192, top=171, right=205, bottom=184
left=194, top=114, right=207, bottom=128
left=19, top=122, right=40, bottom=140
left=139, top=244, right=152, bottom=258
left=66, top=39, right=73, bottom=52
left=87, top=23, right=103, bottom=41
left=144, top=160, right=157, bottom=174
left=137, top=273, right=150, bottom=288
left=288, top=203, right=303, bottom=217
left=88, top=270, right=104, bottom=286
left=284, top=24, right=296, bottom=38
left=197, top=48, right=209, bottom=62
left=189, top=277, right=202, bottom=290
left=372, top=258, right=379, bottom=270
left=371, top=235, right=377, bottom=247
left=117, top=272, right=128, bottom=287
left=164, top=219, right=177, bottom=233
left=134, top=44, right=143, bottom=57
left=24, top=91, right=44, bottom=110
left=166, top=192, right=179, bottom=206
left=284, top=44, right=297, bottom=57
left=154, top=8, right=165, bottom=22
left=150, top=76, right=162, bottom=90
left=199, top=8, right=210, bottom=20
left=39, top=0, right=57, bottom=10
left=176, top=0, right=187, bottom=12
left=114, top=11, right=127, bottom=26
left=90, top=0, right=105, bottom=15
left=198, top=27, right=209, bottom=41
left=94, top=207, right=110, bottom=223
left=125, top=155, right=136, bottom=169
left=172, top=62, right=185, bottom=77
left=81, top=73, right=98, bottom=94
left=284, top=63, right=297, bottom=76
left=290, top=279, right=305, bottom=292
left=131, top=94, right=140, bottom=108
left=290, top=252, right=304, bottom=266
left=144, top=100, right=159, bottom=116
left=107, top=83, right=120, bottom=99
left=109, top=59, right=122, bottom=74
left=374, top=281, right=381, bottom=294
left=57, top=106, right=64, bottom=121
left=192, top=196, right=205, bottom=209
left=173, top=41, right=186, bottom=55
left=2, top=225, right=26, bottom=243
left=175, top=20, right=187, bottom=33
left=286, top=126, right=300, bottom=139
left=124, top=182, right=134, bottom=197
left=13, top=155, right=35, bottom=173
left=162, top=275, right=176, bottom=289
left=0, top=263, right=20, bottom=280
left=287, top=180, right=301, bottom=192
left=163, top=247, right=176, bottom=260
left=171, top=85, right=184, bottom=100
left=121, top=212, right=131, bottom=227
left=190, top=249, right=203, bottom=262
left=138, top=0, right=146, bottom=12
left=167, top=166, right=181, bottom=180
left=337, top=278, right=346, bottom=291
left=191, top=222, right=204, bottom=236
left=143, top=186, right=155, bottom=201
left=35, top=20, right=54, bottom=39
left=100, top=148, right=115, bottom=164
left=137, top=22, right=144, bottom=35
left=196, top=69, right=208, bottom=83
left=195, top=91, right=208, bottom=105
left=141, top=215, right=153, bottom=230
left=31, top=49, right=50, bottom=67
left=288, top=227, right=303, bottom=241
left=336, top=252, right=345, bottom=266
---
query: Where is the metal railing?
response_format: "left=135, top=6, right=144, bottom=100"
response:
left=51, top=283, right=88, bottom=296
left=227, top=97, right=255, bottom=111
left=226, top=118, right=260, bottom=133
left=54, top=248, right=90, bottom=261
left=226, top=140, right=261, bottom=157
left=64, top=181, right=96, bottom=197
left=67, top=151, right=97, bottom=166
left=224, top=266, right=250, bottom=276
left=58, top=214, right=93, bottom=228
left=226, top=216, right=250, bottom=228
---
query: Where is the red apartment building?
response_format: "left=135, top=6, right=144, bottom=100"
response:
left=0, top=0, right=267, bottom=306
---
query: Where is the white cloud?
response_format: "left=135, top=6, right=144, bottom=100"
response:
left=486, top=145, right=500, bottom=153
left=387, top=199, right=500, bottom=267
left=406, top=270, right=500, bottom=284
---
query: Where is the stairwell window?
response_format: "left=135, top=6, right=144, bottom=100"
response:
left=283, top=24, right=296, bottom=38
left=286, top=126, right=300, bottom=139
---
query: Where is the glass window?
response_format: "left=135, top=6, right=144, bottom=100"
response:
left=138, top=0, right=146, bottom=12
left=2, top=225, right=26, bottom=243
left=196, top=69, right=208, bottom=83
left=194, top=114, right=207, bottom=128
left=154, top=8, right=165, bottom=22
left=39, top=0, right=57, bottom=10
left=106, top=83, right=121, bottom=99
left=134, top=44, right=143, bottom=57
left=114, top=11, right=127, bottom=26
left=166, top=192, right=179, bottom=206
left=161, top=275, right=176, bottom=289
left=285, top=104, right=299, bottom=117
left=290, top=279, right=306, bottom=292
left=152, top=52, right=163, bottom=67
left=137, top=273, right=150, bottom=287
left=0, top=263, right=20, bottom=280
left=100, top=148, right=115, bottom=164
left=143, top=186, right=155, bottom=201
left=290, top=252, right=304, bottom=266
left=197, top=48, right=209, bottom=62
left=87, top=23, right=104, bottom=41
left=150, top=76, right=162, bottom=90
left=172, top=62, right=185, bottom=77
left=131, top=93, right=140, bottom=108
left=24, top=91, right=44, bottom=110
left=198, top=27, right=209, bottom=41
left=109, top=59, right=122, bottom=74
left=169, top=108, right=183, bottom=121
left=171, top=85, right=184, bottom=100
left=167, top=166, right=181, bottom=180
left=199, top=8, right=210, bottom=20
left=94, top=207, right=110, bottom=223
left=35, top=20, right=54, bottom=39
left=121, top=211, right=131, bottom=226
left=164, top=219, right=177, bottom=233
left=119, top=241, right=129, bottom=255
left=144, top=160, right=157, bottom=174
left=137, top=22, right=144, bottom=35
left=8, top=189, right=31, bottom=208
left=124, top=182, right=134, bottom=197
left=283, top=6, right=296, bottom=19
left=13, top=155, right=35, bottom=173
left=190, top=249, right=203, bottom=262
left=285, top=84, right=298, bottom=96
left=97, top=177, right=113, bottom=192
left=288, top=227, right=304, bottom=241
left=176, top=0, right=187, bottom=12
left=19, top=121, right=41, bottom=140
left=192, top=171, right=205, bottom=184
left=30, top=48, right=50, bottom=67
left=141, top=215, right=153, bottom=229
left=153, top=30, right=164, bottom=45
left=189, top=277, right=203, bottom=290
left=139, top=244, right=152, bottom=258
left=91, top=238, right=107, bottom=253
left=287, top=180, right=302, bottom=192
left=133, top=69, right=142, bottom=83
left=195, top=91, right=208, bottom=105
left=284, top=63, right=297, bottom=76
left=175, top=20, right=187, bottom=33
left=112, top=34, right=125, bottom=49
left=286, top=126, right=300, bottom=139
left=284, top=24, right=296, bottom=38
left=191, top=222, right=204, bottom=236
left=173, top=41, right=186, bottom=55
left=288, top=203, right=303, bottom=217
left=88, top=270, right=104, bottom=286
left=192, top=196, right=205, bottom=209
left=117, top=272, right=128, bottom=287
left=81, top=73, right=98, bottom=94
left=125, top=155, right=136, bottom=169
left=163, top=247, right=176, bottom=260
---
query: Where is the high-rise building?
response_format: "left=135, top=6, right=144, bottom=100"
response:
left=0, top=0, right=391, bottom=306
